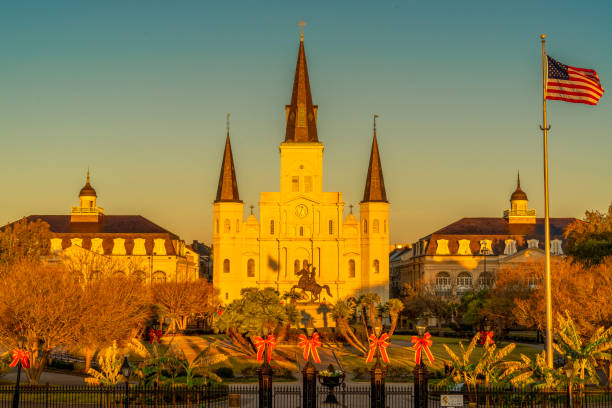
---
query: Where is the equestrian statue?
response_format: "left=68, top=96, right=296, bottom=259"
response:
left=290, top=263, right=333, bottom=303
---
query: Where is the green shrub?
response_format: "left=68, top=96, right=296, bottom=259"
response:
left=213, top=367, right=234, bottom=379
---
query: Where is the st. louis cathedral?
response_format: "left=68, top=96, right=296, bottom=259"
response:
left=213, top=31, right=390, bottom=304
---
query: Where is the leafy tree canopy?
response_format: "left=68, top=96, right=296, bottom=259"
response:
left=565, top=203, right=612, bottom=266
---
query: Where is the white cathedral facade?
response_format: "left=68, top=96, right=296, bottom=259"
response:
left=213, top=34, right=390, bottom=304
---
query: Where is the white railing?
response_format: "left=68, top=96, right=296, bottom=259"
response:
left=71, top=207, right=104, bottom=214
left=504, top=209, right=536, bottom=217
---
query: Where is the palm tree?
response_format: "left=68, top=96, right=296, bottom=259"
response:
left=441, top=333, right=516, bottom=391
left=358, top=293, right=381, bottom=332
left=331, top=298, right=367, bottom=354
left=502, top=351, right=565, bottom=389
left=554, top=313, right=612, bottom=386
left=383, top=298, right=404, bottom=336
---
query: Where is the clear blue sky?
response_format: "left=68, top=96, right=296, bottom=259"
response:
left=1, top=0, right=611, bottom=243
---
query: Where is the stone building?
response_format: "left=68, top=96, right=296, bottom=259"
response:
left=12, top=171, right=199, bottom=282
left=400, top=175, right=577, bottom=297
left=213, top=32, right=390, bottom=304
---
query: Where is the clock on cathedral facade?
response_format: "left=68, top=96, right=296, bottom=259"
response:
left=212, top=31, right=390, bottom=305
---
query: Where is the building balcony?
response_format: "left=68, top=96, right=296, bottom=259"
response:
left=71, top=206, right=104, bottom=215
left=504, top=209, right=536, bottom=217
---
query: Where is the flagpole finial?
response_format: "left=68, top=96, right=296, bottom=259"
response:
left=541, top=34, right=546, bottom=40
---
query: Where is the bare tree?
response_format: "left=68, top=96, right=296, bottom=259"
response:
left=0, top=260, right=85, bottom=383
left=152, top=280, right=218, bottom=332
left=79, top=276, right=150, bottom=370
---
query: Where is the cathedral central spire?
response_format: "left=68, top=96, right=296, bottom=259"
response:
left=285, top=21, right=318, bottom=143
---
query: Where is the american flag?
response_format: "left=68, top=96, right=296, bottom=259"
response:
left=546, top=56, right=604, bottom=105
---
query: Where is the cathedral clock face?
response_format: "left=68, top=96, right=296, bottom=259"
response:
left=295, top=204, right=308, bottom=218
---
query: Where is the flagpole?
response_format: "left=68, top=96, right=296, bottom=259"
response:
left=540, top=33, right=553, bottom=369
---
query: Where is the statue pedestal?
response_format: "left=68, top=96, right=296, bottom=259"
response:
left=295, top=303, right=335, bottom=328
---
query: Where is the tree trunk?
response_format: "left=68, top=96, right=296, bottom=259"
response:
left=276, top=323, right=290, bottom=343
left=24, top=349, right=49, bottom=384
left=388, top=314, right=398, bottom=337
left=85, top=346, right=94, bottom=372
left=336, top=318, right=366, bottom=354
left=341, top=318, right=367, bottom=354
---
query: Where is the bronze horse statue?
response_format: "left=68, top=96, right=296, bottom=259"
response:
left=290, top=264, right=333, bottom=303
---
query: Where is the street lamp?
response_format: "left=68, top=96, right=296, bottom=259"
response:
left=12, top=336, right=26, bottom=408
left=565, top=365, right=574, bottom=408
left=416, top=321, right=427, bottom=338
left=414, top=323, right=429, bottom=408
left=303, top=321, right=317, bottom=408
left=120, top=355, right=131, bottom=408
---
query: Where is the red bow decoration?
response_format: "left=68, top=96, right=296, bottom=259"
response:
left=411, top=332, right=434, bottom=365
left=148, top=329, right=163, bottom=344
left=217, top=307, right=223, bottom=316
left=365, top=333, right=391, bottom=364
left=298, top=333, right=322, bottom=364
left=9, top=349, right=30, bottom=369
left=479, top=331, right=494, bottom=346
left=253, top=334, right=276, bottom=363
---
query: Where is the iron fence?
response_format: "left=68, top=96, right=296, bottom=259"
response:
left=1, top=383, right=612, bottom=407
left=429, top=385, right=612, bottom=408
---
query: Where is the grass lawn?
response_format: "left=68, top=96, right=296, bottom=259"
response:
left=185, top=333, right=542, bottom=383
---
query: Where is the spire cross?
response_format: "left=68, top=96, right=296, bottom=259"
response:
left=86, top=168, right=90, bottom=183
left=349, top=204, right=354, bottom=214
left=250, top=205, right=254, bottom=215
left=373, top=114, right=379, bottom=134
left=226, top=113, right=231, bottom=134
left=297, top=19, right=306, bottom=41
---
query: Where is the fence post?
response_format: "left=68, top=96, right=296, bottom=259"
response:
left=413, top=361, right=429, bottom=408
left=370, top=358, right=386, bottom=408
left=302, top=360, right=317, bottom=408
left=258, top=361, right=273, bottom=408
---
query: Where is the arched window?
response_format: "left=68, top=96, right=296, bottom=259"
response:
left=133, top=270, right=146, bottom=283
left=384, top=220, right=387, bottom=233
left=478, top=272, right=494, bottom=289
left=236, top=219, right=240, bottom=233
left=224, top=219, right=231, bottom=233
left=457, top=272, right=473, bottom=295
left=216, top=220, right=219, bottom=234
left=364, top=220, right=368, bottom=234
left=372, top=259, right=380, bottom=274
left=329, top=220, right=334, bottom=235
left=223, top=259, right=230, bottom=274
left=247, top=259, right=255, bottom=277
left=348, top=259, right=356, bottom=278
left=303, top=259, right=309, bottom=270
left=435, top=272, right=451, bottom=296
left=152, top=270, right=167, bottom=283
left=270, top=220, right=275, bottom=235
left=294, top=259, right=300, bottom=274
left=299, top=226, right=304, bottom=236
left=373, top=219, right=380, bottom=233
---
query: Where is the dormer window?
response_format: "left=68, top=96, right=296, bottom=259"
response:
left=551, top=239, right=564, bottom=255
left=457, top=239, right=472, bottom=255
left=479, top=239, right=493, bottom=255
left=436, top=239, right=450, bottom=255
left=504, top=239, right=517, bottom=255
left=528, top=239, right=539, bottom=249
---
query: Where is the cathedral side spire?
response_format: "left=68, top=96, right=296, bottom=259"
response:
left=284, top=20, right=318, bottom=143
left=215, top=115, right=241, bottom=203
left=362, top=115, right=388, bottom=203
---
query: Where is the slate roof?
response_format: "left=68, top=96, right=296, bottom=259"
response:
left=421, top=217, right=578, bottom=257
left=23, top=215, right=178, bottom=238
